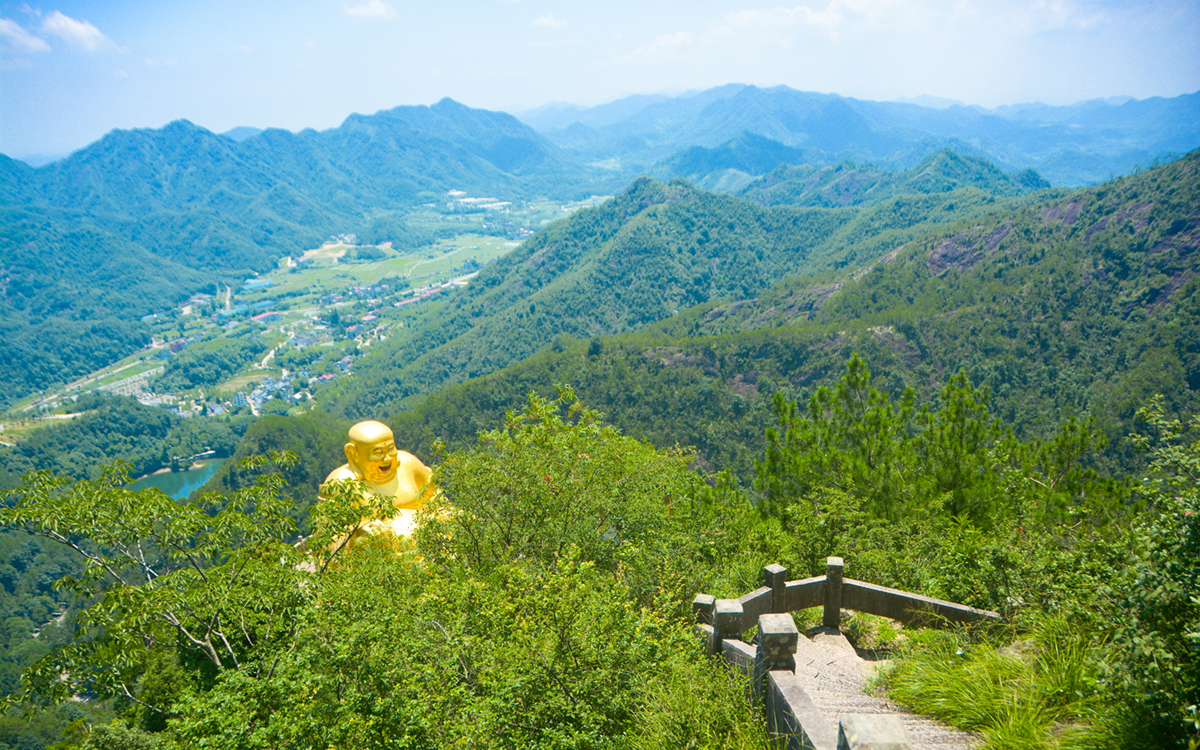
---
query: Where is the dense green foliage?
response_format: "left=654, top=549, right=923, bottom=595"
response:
left=2, top=374, right=1197, bottom=748
left=881, top=396, right=1200, bottom=749
left=1104, top=398, right=1200, bottom=747
left=0, top=395, right=777, bottom=749
left=755, top=355, right=1123, bottom=525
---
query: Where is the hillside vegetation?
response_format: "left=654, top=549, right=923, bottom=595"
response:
left=1, top=116, right=1198, bottom=747
left=736, top=149, right=1050, bottom=207
left=4, top=85, right=1196, bottom=406
left=328, top=170, right=1035, bottom=421
left=313, top=153, right=1198, bottom=489
left=2, top=373, right=1197, bottom=748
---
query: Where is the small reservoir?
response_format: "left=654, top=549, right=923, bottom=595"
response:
left=131, top=459, right=226, bottom=500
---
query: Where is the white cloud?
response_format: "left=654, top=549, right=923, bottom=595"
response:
left=0, top=17, right=50, bottom=52
left=533, top=13, right=568, bottom=27
left=40, top=10, right=122, bottom=52
left=144, top=57, right=176, bottom=67
left=710, top=0, right=1109, bottom=46
left=345, top=0, right=397, bottom=19
left=114, top=68, right=127, bottom=77
left=1012, top=0, right=1108, bottom=33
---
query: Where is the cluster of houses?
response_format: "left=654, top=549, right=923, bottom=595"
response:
left=445, top=190, right=511, bottom=212
left=480, top=219, right=536, bottom=241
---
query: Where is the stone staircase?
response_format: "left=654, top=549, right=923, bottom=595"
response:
left=789, top=627, right=980, bottom=750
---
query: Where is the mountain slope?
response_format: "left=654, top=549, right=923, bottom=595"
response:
left=367, top=150, right=1200, bottom=480
left=327, top=168, right=1036, bottom=420
left=0, top=207, right=209, bottom=399
left=736, top=149, right=1051, bottom=208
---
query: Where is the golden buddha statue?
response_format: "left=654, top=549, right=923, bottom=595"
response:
left=319, top=420, right=435, bottom=552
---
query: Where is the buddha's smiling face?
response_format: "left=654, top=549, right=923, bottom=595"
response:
left=356, top=436, right=398, bottom=485
left=345, top=421, right=400, bottom=485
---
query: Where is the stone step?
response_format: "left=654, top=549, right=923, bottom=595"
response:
left=787, top=632, right=981, bottom=750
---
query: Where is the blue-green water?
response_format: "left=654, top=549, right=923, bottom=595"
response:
left=131, top=459, right=226, bottom=500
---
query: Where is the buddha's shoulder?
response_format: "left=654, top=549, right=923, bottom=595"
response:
left=398, top=450, right=429, bottom=470
left=398, top=451, right=432, bottom=480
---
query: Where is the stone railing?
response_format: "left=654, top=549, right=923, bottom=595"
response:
left=693, top=557, right=1001, bottom=749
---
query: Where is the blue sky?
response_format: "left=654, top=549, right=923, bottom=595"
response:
left=1, top=0, right=1198, bottom=161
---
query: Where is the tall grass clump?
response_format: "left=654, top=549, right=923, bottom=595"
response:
left=884, top=615, right=1103, bottom=750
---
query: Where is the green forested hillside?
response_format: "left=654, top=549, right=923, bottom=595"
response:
left=0, top=394, right=249, bottom=487
left=3, top=381, right=1197, bottom=749
left=737, top=149, right=1050, bottom=207
left=0, top=208, right=208, bottom=399
left=670, top=149, right=1200, bottom=452
left=318, top=151, right=1200, bottom=485
left=1, top=152, right=1198, bottom=750
left=328, top=175, right=1027, bottom=420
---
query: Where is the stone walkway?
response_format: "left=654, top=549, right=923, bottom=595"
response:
left=790, top=628, right=980, bottom=750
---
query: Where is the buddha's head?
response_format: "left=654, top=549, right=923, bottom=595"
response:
left=345, top=420, right=399, bottom=486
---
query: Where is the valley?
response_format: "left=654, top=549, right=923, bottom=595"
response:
left=0, top=193, right=604, bottom=442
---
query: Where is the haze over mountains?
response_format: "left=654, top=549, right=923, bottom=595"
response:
left=518, top=84, right=1200, bottom=186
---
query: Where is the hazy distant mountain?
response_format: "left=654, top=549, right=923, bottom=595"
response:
left=651, top=137, right=1050, bottom=199
left=648, top=131, right=824, bottom=192
left=891, top=95, right=967, bottom=109
left=518, top=84, right=1200, bottom=186
left=221, top=126, right=264, bottom=141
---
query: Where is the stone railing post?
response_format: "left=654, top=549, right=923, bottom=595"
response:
left=692, top=593, right=716, bottom=625
left=763, top=564, right=787, bottom=612
left=712, top=599, right=745, bottom=655
left=754, top=612, right=798, bottom=703
left=823, top=556, right=844, bottom=629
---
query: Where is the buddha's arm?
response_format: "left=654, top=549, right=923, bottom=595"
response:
left=415, top=460, right=437, bottom=504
